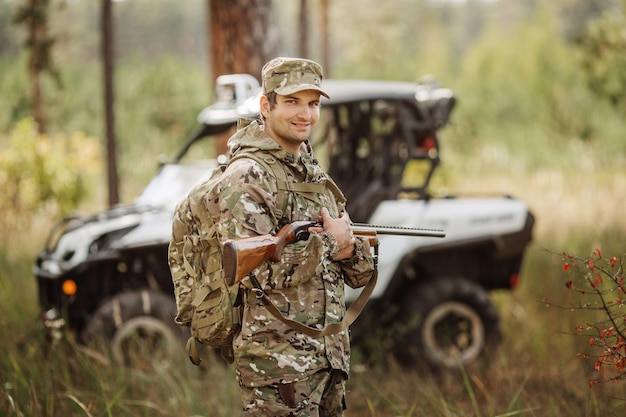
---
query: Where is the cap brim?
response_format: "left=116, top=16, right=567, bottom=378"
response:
left=274, top=84, right=330, bottom=99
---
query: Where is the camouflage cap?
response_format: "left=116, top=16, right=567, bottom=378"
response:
left=262, top=57, right=330, bottom=99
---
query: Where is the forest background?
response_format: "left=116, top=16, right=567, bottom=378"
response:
left=2, top=0, right=626, bottom=416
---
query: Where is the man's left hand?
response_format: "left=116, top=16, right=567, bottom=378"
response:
left=309, top=207, right=356, bottom=260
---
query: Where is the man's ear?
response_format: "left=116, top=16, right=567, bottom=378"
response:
left=260, top=95, right=270, bottom=118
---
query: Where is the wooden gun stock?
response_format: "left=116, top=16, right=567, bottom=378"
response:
left=223, top=221, right=311, bottom=286
left=223, top=221, right=445, bottom=285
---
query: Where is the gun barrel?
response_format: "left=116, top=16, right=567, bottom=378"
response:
left=223, top=221, right=445, bottom=285
left=351, top=223, right=446, bottom=238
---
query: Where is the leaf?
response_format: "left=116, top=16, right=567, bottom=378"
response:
left=588, top=259, right=595, bottom=273
left=591, top=274, right=602, bottom=288
left=595, top=360, right=602, bottom=371
left=594, top=248, right=602, bottom=259
left=562, top=263, right=571, bottom=272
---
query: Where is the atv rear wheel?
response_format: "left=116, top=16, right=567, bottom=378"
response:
left=396, top=277, right=501, bottom=369
left=82, top=290, right=188, bottom=370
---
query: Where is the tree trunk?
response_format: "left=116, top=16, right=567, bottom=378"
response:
left=29, top=51, right=46, bottom=135
left=102, top=0, right=119, bottom=207
left=207, top=0, right=280, bottom=84
left=17, top=0, right=50, bottom=134
left=320, top=0, right=330, bottom=76
left=298, top=0, right=309, bottom=58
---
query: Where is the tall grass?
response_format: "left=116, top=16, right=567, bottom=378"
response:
left=4, top=242, right=625, bottom=416
left=0, top=251, right=240, bottom=416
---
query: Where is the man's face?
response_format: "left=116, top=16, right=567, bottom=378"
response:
left=260, top=89, right=321, bottom=154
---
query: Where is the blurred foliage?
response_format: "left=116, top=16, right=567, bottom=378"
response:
left=441, top=3, right=626, bottom=180
left=0, top=54, right=210, bottom=202
left=445, top=6, right=594, bottom=167
left=0, top=0, right=624, bottom=225
left=578, top=7, right=626, bottom=109
left=111, top=55, right=210, bottom=197
left=10, top=0, right=208, bottom=65
left=0, top=118, right=102, bottom=249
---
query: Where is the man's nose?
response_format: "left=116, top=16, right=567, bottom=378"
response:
left=295, top=105, right=312, bottom=119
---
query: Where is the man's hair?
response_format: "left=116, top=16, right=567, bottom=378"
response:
left=260, top=92, right=277, bottom=121
left=266, top=92, right=277, bottom=109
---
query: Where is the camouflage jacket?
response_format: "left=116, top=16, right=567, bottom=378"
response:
left=212, top=119, right=375, bottom=387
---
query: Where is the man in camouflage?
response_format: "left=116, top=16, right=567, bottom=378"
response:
left=213, top=57, right=375, bottom=416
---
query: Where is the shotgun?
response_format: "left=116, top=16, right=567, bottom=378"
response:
left=223, top=221, right=445, bottom=285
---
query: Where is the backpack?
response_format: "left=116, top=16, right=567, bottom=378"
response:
left=168, top=151, right=290, bottom=365
left=168, top=150, right=378, bottom=366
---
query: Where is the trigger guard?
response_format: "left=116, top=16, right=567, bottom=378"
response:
left=295, top=230, right=311, bottom=241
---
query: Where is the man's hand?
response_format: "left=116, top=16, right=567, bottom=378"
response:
left=309, top=207, right=356, bottom=260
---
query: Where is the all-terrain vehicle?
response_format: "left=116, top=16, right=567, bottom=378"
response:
left=34, top=74, right=534, bottom=369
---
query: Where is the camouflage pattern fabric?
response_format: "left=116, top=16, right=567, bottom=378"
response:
left=212, top=119, right=375, bottom=389
left=169, top=164, right=242, bottom=351
left=262, top=57, right=330, bottom=99
left=240, top=368, right=346, bottom=417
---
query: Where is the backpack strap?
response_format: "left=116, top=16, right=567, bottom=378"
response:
left=322, top=174, right=346, bottom=206
left=304, top=138, right=346, bottom=206
left=240, top=152, right=291, bottom=219
left=230, top=151, right=345, bottom=219
left=246, top=265, right=377, bottom=338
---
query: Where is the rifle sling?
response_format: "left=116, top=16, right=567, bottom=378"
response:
left=248, top=268, right=377, bottom=338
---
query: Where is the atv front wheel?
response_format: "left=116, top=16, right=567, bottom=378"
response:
left=396, top=277, right=501, bottom=369
left=82, top=290, right=187, bottom=370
